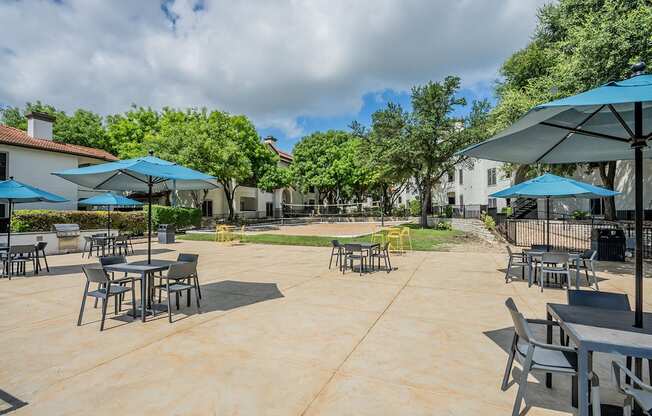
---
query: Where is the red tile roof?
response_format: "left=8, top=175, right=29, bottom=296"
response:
left=0, top=125, right=118, bottom=161
left=266, top=141, right=293, bottom=162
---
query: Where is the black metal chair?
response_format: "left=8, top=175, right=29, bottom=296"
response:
left=505, top=246, right=528, bottom=282
left=158, top=262, right=201, bottom=323
left=567, top=290, right=652, bottom=384
left=176, top=253, right=201, bottom=301
left=35, top=241, right=49, bottom=273
left=343, top=244, right=366, bottom=276
left=112, top=235, right=130, bottom=256
left=97, top=255, right=134, bottom=310
left=502, top=297, right=601, bottom=416
left=77, top=266, right=136, bottom=331
left=329, top=240, right=343, bottom=270
left=3, top=245, right=37, bottom=277
left=371, top=242, right=392, bottom=272
left=569, top=249, right=599, bottom=289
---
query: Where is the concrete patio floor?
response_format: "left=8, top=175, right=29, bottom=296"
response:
left=1, top=239, right=651, bottom=415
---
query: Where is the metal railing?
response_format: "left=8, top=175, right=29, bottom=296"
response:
left=433, top=204, right=487, bottom=219
left=495, top=216, right=652, bottom=258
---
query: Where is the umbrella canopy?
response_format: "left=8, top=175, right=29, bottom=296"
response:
left=79, top=192, right=143, bottom=236
left=490, top=173, right=620, bottom=199
left=53, top=152, right=217, bottom=263
left=459, top=62, right=651, bottom=328
left=0, top=178, right=69, bottom=204
left=53, top=154, right=217, bottom=192
left=0, top=177, right=68, bottom=247
left=491, top=173, right=620, bottom=251
left=78, top=192, right=143, bottom=207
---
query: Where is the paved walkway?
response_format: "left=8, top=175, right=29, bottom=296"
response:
left=1, top=240, right=650, bottom=415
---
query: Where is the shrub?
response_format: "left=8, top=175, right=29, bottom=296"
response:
left=409, top=199, right=421, bottom=216
left=572, top=210, right=590, bottom=220
left=444, top=205, right=454, bottom=218
left=11, top=209, right=147, bottom=234
left=483, top=214, right=496, bottom=230
left=501, top=206, right=513, bottom=216
left=145, top=205, right=202, bottom=229
left=435, top=220, right=452, bottom=231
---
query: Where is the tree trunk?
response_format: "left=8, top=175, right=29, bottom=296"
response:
left=514, top=164, right=530, bottom=184
left=221, top=181, right=237, bottom=221
left=420, top=180, right=430, bottom=228
left=598, top=161, right=617, bottom=220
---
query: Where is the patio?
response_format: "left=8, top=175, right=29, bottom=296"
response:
left=1, top=239, right=651, bottom=415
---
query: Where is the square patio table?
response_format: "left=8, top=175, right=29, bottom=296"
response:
left=546, top=303, right=652, bottom=416
left=104, top=259, right=177, bottom=322
left=524, top=249, right=582, bottom=289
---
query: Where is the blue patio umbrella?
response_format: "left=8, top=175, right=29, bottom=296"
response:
left=78, top=192, right=142, bottom=236
left=460, top=62, right=651, bottom=327
left=0, top=177, right=68, bottom=247
left=491, top=173, right=619, bottom=250
left=53, top=152, right=217, bottom=263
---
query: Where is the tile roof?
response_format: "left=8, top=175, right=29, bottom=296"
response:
left=266, top=141, right=293, bottom=162
left=0, top=125, right=118, bottom=161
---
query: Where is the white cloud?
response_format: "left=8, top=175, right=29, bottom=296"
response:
left=0, top=0, right=549, bottom=137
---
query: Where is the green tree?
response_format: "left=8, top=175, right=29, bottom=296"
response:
left=0, top=102, right=108, bottom=152
left=291, top=130, right=358, bottom=204
left=106, top=106, right=160, bottom=158
left=490, top=0, right=652, bottom=219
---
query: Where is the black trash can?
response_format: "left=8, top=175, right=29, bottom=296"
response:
left=591, top=228, right=625, bottom=261
left=158, top=224, right=175, bottom=244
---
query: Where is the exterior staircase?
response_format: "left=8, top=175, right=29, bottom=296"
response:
left=511, top=198, right=538, bottom=219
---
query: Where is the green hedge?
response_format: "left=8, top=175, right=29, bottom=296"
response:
left=11, top=210, right=147, bottom=234
left=145, top=205, right=202, bottom=229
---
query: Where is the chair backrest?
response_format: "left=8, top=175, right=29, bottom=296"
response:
left=9, top=244, right=35, bottom=255
left=401, top=227, right=410, bottom=236
left=167, top=261, right=196, bottom=280
left=542, top=252, right=569, bottom=265
left=581, top=249, right=597, bottom=261
left=567, top=290, right=631, bottom=311
left=114, top=235, right=128, bottom=243
left=505, top=297, right=534, bottom=343
left=531, top=244, right=549, bottom=251
left=36, top=241, right=47, bottom=251
left=99, top=255, right=127, bottom=267
left=82, top=265, right=109, bottom=284
left=331, top=240, right=341, bottom=248
left=92, top=233, right=107, bottom=237
left=382, top=242, right=391, bottom=251
left=177, top=253, right=199, bottom=263
left=506, top=246, right=514, bottom=256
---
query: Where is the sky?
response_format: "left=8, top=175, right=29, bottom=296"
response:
left=0, top=0, right=549, bottom=152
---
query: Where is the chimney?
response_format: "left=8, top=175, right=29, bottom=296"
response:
left=26, top=111, right=55, bottom=140
left=263, top=135, right=277, bottom=145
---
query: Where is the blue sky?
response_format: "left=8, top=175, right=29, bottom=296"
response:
left=259, top=82, right=496, bottom=153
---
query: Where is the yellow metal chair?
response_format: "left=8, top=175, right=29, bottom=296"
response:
left=387, top=229, right=404, bottom=254
left=215, top=225, right=231, bottom=243
left=370, top=227, right=384, bottom=245
left=401, top=227, right=413, bottom=251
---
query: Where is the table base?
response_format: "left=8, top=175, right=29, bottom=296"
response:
left=126, top=303, right=168, bottom=318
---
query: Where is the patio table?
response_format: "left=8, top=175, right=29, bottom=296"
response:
left=524, top=249, right=582, bottom=289
left=104, top=259, right=177, bottom=322
left=547, top=303, right=652, bottom=416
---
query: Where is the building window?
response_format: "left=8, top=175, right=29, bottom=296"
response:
left=488, top=198, right=497, bottom=208
left=201, top=200, right=213, bottom=217
left=239, top=196, right=257, bottom=211
left=487, top=168, right=497, bottom=186
left=459, top=194, right=464, bottom=206
left=448, top=170, right=454, bottom=183
left=308, top=185, right=315, bottom=193
left=447, top=193, right=455, bottom=205
left=505, top=169, right=511, bottom=179
left=266, top=202, right=274, bottom=217
left=459, top=169, right=463, bottom=185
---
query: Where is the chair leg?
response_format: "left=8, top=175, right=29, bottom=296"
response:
left=501, top=335, right=517, bottom=391
left=100, top=297, right=108, bottom=331
left=197, top=275, right=202, bottom=299
left=512, top=351, right=533, bottom=416
left=175, top=292, right=180, bottom=310
left=167, top=288, right=173, bottom=324
left=77, top=283, right=90, bottom=326
left=623, top=396, right=633, bottom=416
left=42, top=252, right=49, bottom=272
left=186, top=279, right=191, bottom=307
left=329, top=248, right=335, bottom=269
left=114, top=292, right=119, bottom=315
left=194, top=277, right=201, bottom=311
left=591, top=267, right=599, bottom=290
left=505, top=258, right=512, bottom=283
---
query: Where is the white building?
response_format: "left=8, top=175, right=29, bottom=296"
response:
left=190, top=136, right=316, bottom=222
left=0, top=111, right=117, bottom=217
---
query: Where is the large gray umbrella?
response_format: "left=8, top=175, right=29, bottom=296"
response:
left=461, top=62, right=652, bottom=328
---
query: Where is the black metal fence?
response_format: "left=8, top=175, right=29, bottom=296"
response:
left=433, top=204, right=487, bottom=219
left=496, top=217, right=652, bottom=258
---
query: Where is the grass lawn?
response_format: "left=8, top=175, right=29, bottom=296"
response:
left=179, top=225, right=465, bottom=251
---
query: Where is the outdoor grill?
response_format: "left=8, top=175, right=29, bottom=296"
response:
left=53, top=223, right=80, bottom=253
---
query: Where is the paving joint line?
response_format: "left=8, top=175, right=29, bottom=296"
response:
left=298, top=255, right=427, bottom=416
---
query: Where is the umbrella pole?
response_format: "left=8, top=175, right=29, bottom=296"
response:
left=107, top=205, right=111, bottom=237
left=7, top=200, right=12, bottom=248
left=546, top=197, right=550, bottom=252
left=148, top=177, right=152, bottom=264
left=634, top=102, right=644, bottom=328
